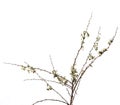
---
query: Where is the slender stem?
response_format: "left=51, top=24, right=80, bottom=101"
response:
left=35, top=72, right=69, bottom=105
left=4, top=62, right=52, bottom=74
left=49, top=55, right=72, bottom=85
left=53, top=88, right=69, bottom=105
left=71, top=27, right=101, bottom=101
left=69, top=82, right=74, bottom=105
left=32, top=99, right=68, bottom=105
left=34, top=67, right=52, bottom=74
left=66, top=88, right=71, bottom=97
left=86, top=13, right=93, bottom=31
left=78, top=27, right=101, bottom=77
left=49, top=55, right=55, bottom=70
left=69, top=14, right=93, bottom=105
left=72, top=13, right=92, bottom=69
left=72, top=27, right=118, bottom=101
left=24, top=78, right=71, bottom=88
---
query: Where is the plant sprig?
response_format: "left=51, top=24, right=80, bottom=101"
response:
left=4, top=14, right=118, bottom=105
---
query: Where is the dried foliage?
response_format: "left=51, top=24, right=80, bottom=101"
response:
left=5, top=14, right=118, bottom=105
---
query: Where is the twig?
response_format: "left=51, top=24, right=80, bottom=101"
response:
left=69, top=14, right=93, bottom=105
left=72, top=13, right=92, bottom=69
left=49, top=55, right=55, bottom=70
left=49, top=55, right=72, bottom=85
left=24, top=78, right=71, bottom=88
left=34, top=72, right=69, bottom=105
left=112, top=27, right=118, bottom=40
left=86, top=12, right=93, bottom=31
left=74, top=27, right=101, bottom=93
left=32, top=99, right=68, bottom=105
left=66, top=88, right=71, bottom=97
left=4, top=62, right=23, bottom=67
left=34, top=67, right=52, bottom=74
left=52, top=88, right=69, bottom=105
left=24, top=78, right=63, bottom=84
left=4, top=62, right=52, bottom=74
left=73, top=27, right=118, bottom=101
left=78, top=26, right=101, bottom=77
left=4, top=62, right=69, bottom=104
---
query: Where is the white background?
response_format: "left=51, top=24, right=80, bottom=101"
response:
left=0, top=0, right=120, bottom=105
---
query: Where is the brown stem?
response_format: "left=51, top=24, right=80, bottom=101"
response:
left=72, top=13, right=92, bottom=69
left=72, top=27, right=118, bottom=101
left=32, top=99, right=68, bottom=105
left=69, top=81, right=74, bottom=105
left=35, top=72, right=69, bottom=104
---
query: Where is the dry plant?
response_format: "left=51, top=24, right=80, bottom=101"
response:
left=5, top=14, right=118, bottom=105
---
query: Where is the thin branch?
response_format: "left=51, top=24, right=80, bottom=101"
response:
left=24, top=78, right=71, bottom=88
left=28, top=72, right=71, bottom=104
left=32, top=98, right=68, bottom=105
left=24, top=78, right=63, bottom=84
left=86, top=12, right=93, bottom=31
left=73, top=27, right=118, bottom=101
left=69, top=13, right=93, bottom=105
left=112, top=27, right=118, bottom=40
left=4, top=62, right=70, bottom=103
left=69, top=81, right=74, bottom=105
left=4, top=62, right=72, bottom=85
left=52, top=88, right=69, bottom=104
left=4, top=62, right=23, bottom=67
left=72, top=13, right=92, bottom=69
left=66, top=88, right=71, bottom=97
left=71, top=27, right=101, bottom=100
left=78, top=26, right=101, bottom=76
left=4, top=62, right=52, bottom=74
left=49, top=55, right=55, bottom=70
left=34, top=72, right=69, bottom=105
left=34, top=68, right=52, bottom=74
left=49, top=55, right=72, bottom=85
